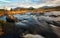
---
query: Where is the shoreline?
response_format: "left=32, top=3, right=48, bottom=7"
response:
left=0, top=10, right=60, bottom=17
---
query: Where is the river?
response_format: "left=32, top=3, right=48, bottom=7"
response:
left=0, top=11, right=60, bottom=38
left=0, top=11, right=60, bottom=21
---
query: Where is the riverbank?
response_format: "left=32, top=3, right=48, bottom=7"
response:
left=0, top=8, right=60, bottom=16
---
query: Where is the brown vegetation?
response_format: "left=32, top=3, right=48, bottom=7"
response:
left=0, top=6, right=60, bottom=16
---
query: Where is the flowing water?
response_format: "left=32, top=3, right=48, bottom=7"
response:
left=0, top=11, right=60, bottom=38
left=0, top=11, right=60, bottom=21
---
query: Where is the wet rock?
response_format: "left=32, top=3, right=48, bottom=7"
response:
left=6, top=15, right=18, bottom=23
left=24, top=34, right=45, bottom=38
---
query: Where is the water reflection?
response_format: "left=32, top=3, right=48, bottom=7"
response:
left=0, top=16, right=6, bottom=20
left=10, top=11, right=60, bottom=22
left=0, top=11, right=60, bottom=21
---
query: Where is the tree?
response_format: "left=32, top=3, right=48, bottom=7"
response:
left=10, top=8, right=13, bottom=11
left=28, top=7, right=34, bottom=10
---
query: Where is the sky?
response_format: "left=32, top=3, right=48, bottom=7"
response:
left=0, top=0, right=60, bottom=9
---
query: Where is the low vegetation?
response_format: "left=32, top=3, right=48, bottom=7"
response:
left=0, top=6, right=60, bottom=16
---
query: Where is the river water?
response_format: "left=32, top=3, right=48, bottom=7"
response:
left=0, top=11, right=60, bottom=21
left=0, top=11, right=60, bottom=38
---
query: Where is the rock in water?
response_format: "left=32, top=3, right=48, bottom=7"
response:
left=6, top=15, right=18, bottom=23
left=23, top=34, right=45, bottom=38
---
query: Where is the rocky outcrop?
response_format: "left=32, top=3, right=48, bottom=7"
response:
left=6, top=15, right=18, bottom=23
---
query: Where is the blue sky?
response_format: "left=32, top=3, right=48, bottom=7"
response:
left=0, top=0, right=60, bottom=9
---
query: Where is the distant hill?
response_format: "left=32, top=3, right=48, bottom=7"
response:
left=39, top=6, right=60, bottom=11
left=12, top=7, right=35, bottom=11
left=39, top=6, right=53, bottom=9
left=47, top=6, right=60, bottom=11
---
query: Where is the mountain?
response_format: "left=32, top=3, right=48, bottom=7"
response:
left=39, top=6, right=54, bottom=9
left=13, top=7, right=26, bottom=11
left=39, top=6, right=60, bottom=11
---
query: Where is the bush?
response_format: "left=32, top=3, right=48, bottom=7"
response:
left=0, top=20, right=6, bottom=26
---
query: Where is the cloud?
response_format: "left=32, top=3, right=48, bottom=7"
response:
left=0, top=0, right=11, bottom=3
left=51, top=0, right=60, bottom=6
left=0, top=0, right=60, bottom=9
left=44, top=0, right=60, bottom=6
